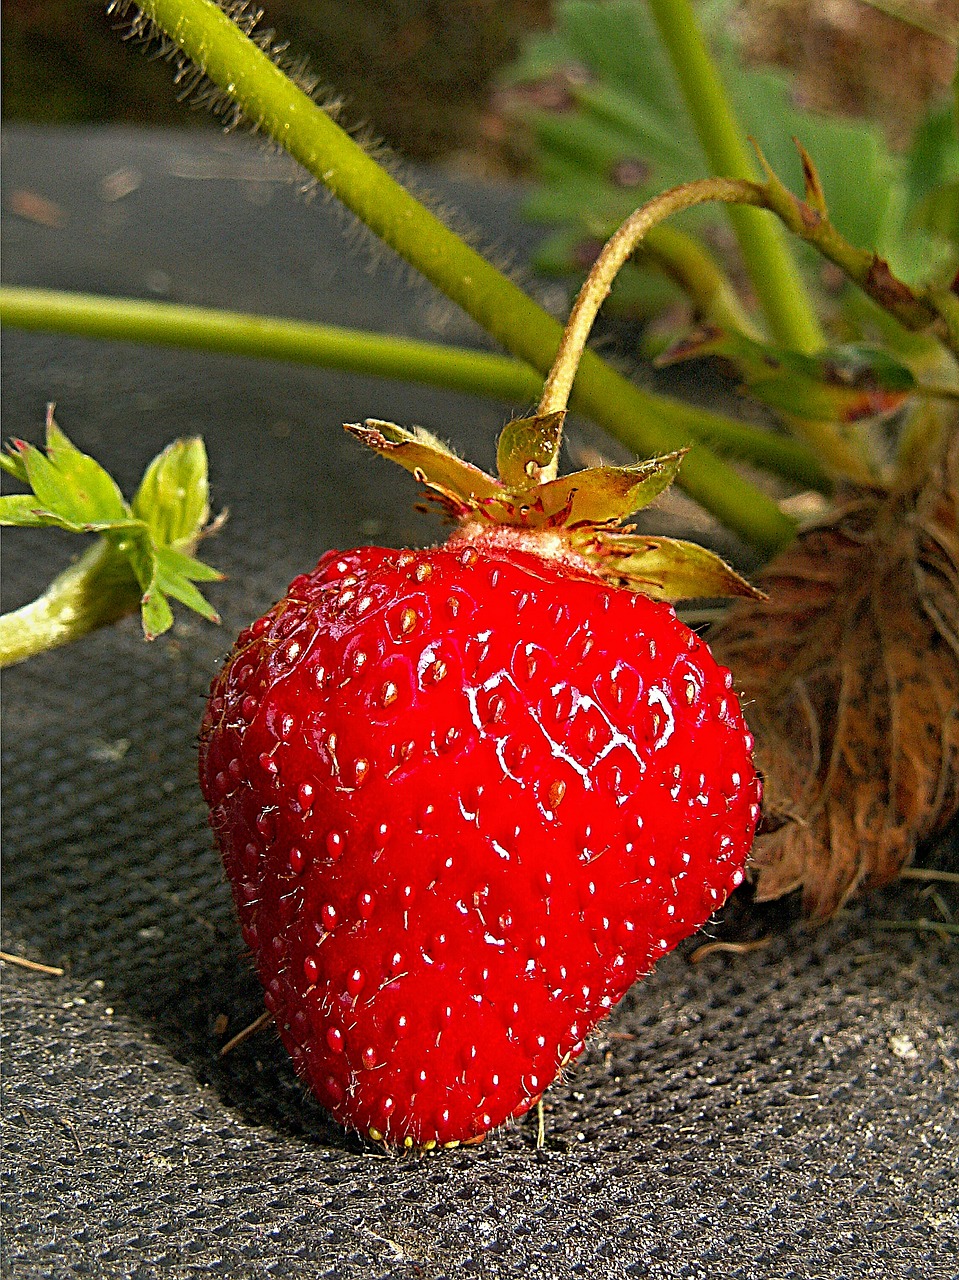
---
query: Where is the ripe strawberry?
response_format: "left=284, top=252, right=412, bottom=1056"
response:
left=199, top=414, right=762, bottom=1148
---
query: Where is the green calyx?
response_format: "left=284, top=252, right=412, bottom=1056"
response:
left=0, top=407, right=223, bottom=666
left=346, top=416, right=764, bottom=603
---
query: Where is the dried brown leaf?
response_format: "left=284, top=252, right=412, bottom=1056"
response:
left=709, top=429, right=959, bottom=920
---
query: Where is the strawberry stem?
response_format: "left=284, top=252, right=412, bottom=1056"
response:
left=0, top=286, right=544, bottom=404
left=755, top=143, right=959, bottom=357
left=645, top=0, right=825, bottom=356
left=0, top=539, right=142, bottom=668
left=540, top=181, right=761, bottom=425
left=538, top=180, right=880, bottom=485
left=0, top=286, right=831, bottom=492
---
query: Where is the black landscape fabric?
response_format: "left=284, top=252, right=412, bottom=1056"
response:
left=2, top=127, right=957, bottom=1280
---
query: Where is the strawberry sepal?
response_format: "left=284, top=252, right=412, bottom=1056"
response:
left=346, top=416, right=761, bottom=602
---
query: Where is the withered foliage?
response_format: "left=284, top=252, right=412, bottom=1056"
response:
left=710, top=429, right=959, bottom=920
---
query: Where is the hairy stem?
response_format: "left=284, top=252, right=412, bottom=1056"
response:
left=759, top=144, right=959, bottom=357
left=0, top=540, right=142, bottom=668
left=539, top=180, right=892, bottom=483
left=540, top=182, right=758, bottom=421
left=123, top=0, right=797, bottom=553
left=0, top=286, right=831, bottom=491
left=645, top=0, right=824, bottom=356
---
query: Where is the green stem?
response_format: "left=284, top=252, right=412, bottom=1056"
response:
left=639, top=225, right=762, bottom=338
left=0, top=539, right=141, bottom=668
left=914, top=382, right=959, bottom=404
left=0, top=285, right=831, bottom=492
left=129, top=0, right=797, bottom=553
left=928, top=285, right=959, bottom=356
left=755, top=146, right=958, bottom=358
left=645, top=0, right=824, bottom=356
left=1, top=286, right=544, bottom=404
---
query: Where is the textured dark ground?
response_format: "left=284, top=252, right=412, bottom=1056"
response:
left=2, top=126, right=958, bottom=1280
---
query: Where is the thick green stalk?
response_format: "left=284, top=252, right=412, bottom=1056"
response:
left=0, top=286, right=830, bottom=491
left=0, top=540, right=141, bottom=667
left=646, top=0, right=824, bottom=356
left=1, top=286, right=544, bottom=404
left=640, top=225, right=762, bottom=338
left=129, top=0, right=797, bottom=552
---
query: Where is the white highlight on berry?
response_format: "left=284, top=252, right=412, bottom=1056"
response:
left=647, top=686, right=675, bottom=749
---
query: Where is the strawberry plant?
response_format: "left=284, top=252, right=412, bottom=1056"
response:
left=2, top=0, right=957, bottom=1146
left=0, top=407, right=221, bottom=662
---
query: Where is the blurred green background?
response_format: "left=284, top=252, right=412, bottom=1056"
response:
left=4, top=0, right=956, bottom=164
left=2, top=0, right=550, bottom=160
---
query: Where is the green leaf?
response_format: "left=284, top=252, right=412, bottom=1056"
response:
left=912, top=180, right=959, bottom=243
left=904, top=97, right=959, bottom=219
left=734, top=65, right=896, bottom=255
left=9, top=439, right=128, bottom=533
left=14, top=435, right=128, bottom=532
left=155, top=544, right=224, bottom=583
left=597, top=533, right=764, bottom=601
left=512, top=0, right=709, bottom=237
left=154, top=547, right=221, bottom=623
left=892, top=91, right=959, bottom=279
left=576, top=80, right=702, bottom=178
left=36, top=412, right=129, bottom=525
left=122, top=526, right=222, bottom=636
left=505, top=0, right=939, bottom=293
left=17, top=442, right=86, bottom=528
left=1, top=444, right=30, bottom=483
left=496, top=412, right=565, bottom=488
left=132, top=437, right=211, bottom=550
left=123, top=534, right=172, bottom=641
left=140, top=586, right=175, bottom=641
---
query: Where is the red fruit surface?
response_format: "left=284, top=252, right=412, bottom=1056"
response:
left=199, top=532, right=761, bottom=1147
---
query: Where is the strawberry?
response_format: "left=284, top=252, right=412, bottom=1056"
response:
left=199, top=413, right=762, bottom=1148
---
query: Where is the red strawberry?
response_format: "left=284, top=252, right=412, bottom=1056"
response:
left=199, top=414, right=762, bottom=1148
